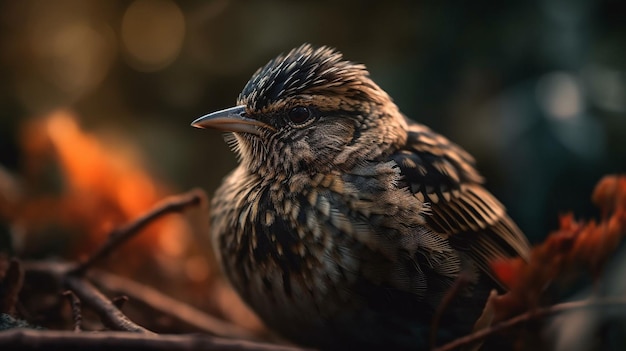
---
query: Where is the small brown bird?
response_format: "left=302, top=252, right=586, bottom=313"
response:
left=192, top=44, right=529, bottom=350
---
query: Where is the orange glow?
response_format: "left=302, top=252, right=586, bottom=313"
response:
left=15, top=110, right=270, bottom=334
left=19, top=109, right=190, bottom=267
left=490, top=175, right=626, bottom=320
left=46, top=111, right=158, bottom=216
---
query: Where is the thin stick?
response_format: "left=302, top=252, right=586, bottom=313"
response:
left=62, top=291, right=83, bottom=332
left=429, top=272, right=471, bottom=349
left=433, top=296, right=626, bottom=351
left=71, top=189, right=205, bottom=276
left=25, top=261, right=252, bottom=339
left=89, top=269, right=256, bottom=339
left=0, top=329, right=311, bottom=351
left=64, top=274, right=154, bottom=334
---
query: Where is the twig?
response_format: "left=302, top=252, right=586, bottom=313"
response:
left=25, top=261, right=253, bottom=339
left=64, top=274, right=154, bottom=334
left=62, top=290, right=82, bottom=332
left=71, top=189, right=205, bottom=276
left=433, top=296, right=626, bottom=351
left=0, top=329, right=311, bottom=351
left=429, top=272, right=471, bottom=349
left=89, top=269, right=256, bottom=339
left=24, top=261, right=154, bottom=334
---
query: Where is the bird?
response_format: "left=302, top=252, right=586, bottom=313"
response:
left=191, top=44, right=530, bottom=350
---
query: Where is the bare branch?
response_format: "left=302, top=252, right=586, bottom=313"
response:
left=24, top=261, right=153, bottom=334
left=429, top=272, right=471, bottom=349
left=62, top=290, right=82, bottom=332
left=89, top=269, right=256, bottom=339
left=64, top=274, right=154, bottom=334
left=71, top=189, right=206, bottom=276
left=0, top=329, right=311, bottom=351
left=24, top=261, right=254, bottom=339
left=433, top=296, right=626, bottom=351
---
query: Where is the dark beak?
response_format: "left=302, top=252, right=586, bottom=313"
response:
left=190, top=105, right=273, bottom=135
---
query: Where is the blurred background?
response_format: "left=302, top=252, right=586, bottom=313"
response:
left=0, top=0, right=624, bottom=336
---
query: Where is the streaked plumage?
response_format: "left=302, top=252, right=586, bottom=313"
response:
left=192, top=44, right=529, bottom=350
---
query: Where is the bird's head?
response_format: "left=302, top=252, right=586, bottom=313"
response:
left=192, top=44, right=408, bottom=176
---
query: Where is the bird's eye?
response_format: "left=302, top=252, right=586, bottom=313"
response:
left=287, top=106, right=312, bottom=125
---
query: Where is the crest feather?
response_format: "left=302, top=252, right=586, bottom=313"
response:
left=238, top=44, right=386, bottom=111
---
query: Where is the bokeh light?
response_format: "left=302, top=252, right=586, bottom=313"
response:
left=10, top=1, right=116, bottom=112
left=121, top=0, right=186, bottom=72
left=536, top=72, right=583, bottom=121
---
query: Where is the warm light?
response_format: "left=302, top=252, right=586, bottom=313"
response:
left=18, top=111, right=226, bottom=325
left=42, top=110, right=174, bottom=254
left=158, top=216, right=190, bottom=257
left=16, top=3, right=116, bottom=112
left=185, top=255, right=210, bottom=282
left=46, top=110, right=158, bottom=216
left=41, top=22, right=115, bottom=95
left=121, top=0, right=186, bottom=72
left=46, top=111, right=109, bottom=193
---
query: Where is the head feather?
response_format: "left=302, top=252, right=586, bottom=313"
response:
left=238, top=44, right=387, bottom=111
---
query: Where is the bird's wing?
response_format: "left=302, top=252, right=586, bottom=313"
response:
left=389, top=121, right=529, bottom=282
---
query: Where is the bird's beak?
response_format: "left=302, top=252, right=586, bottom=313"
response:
left=190, top=105, right=273, bottom=135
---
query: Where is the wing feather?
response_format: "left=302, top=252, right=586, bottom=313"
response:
left=389, top=121, right=529, bottom=285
